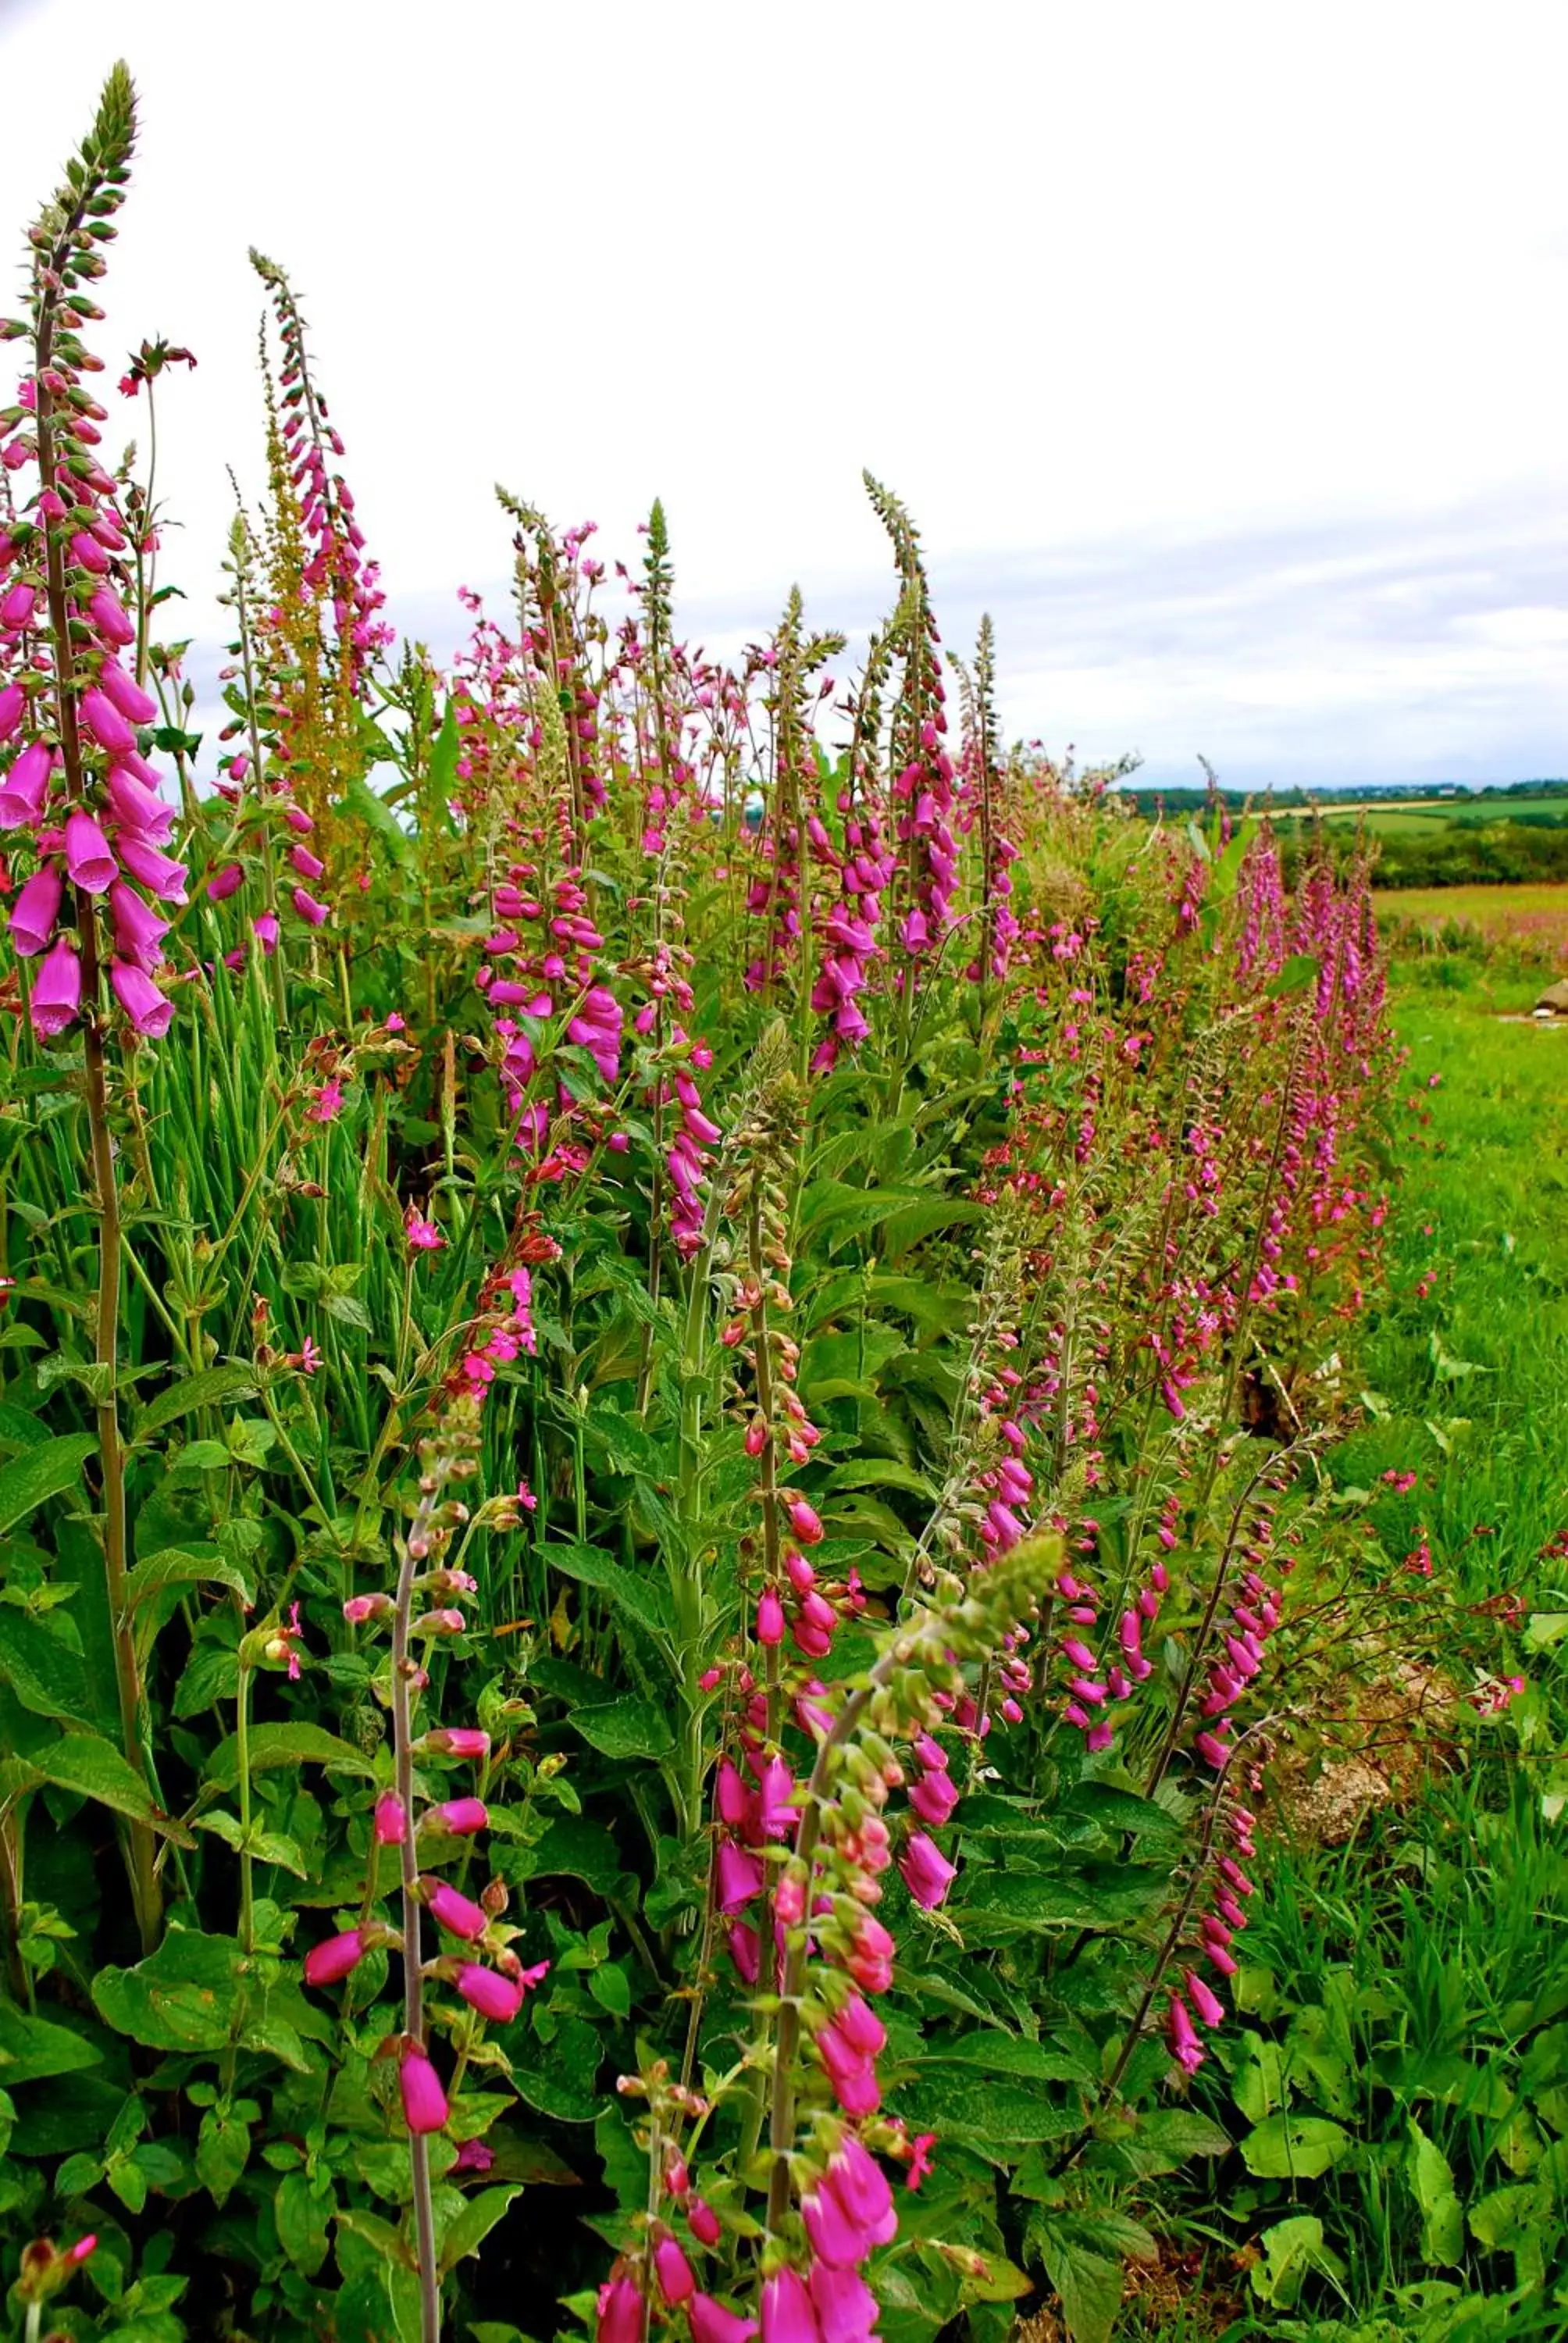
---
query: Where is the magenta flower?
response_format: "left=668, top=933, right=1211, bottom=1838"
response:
left=108, top=879, right=168, bottom=968
left=757, top=1586, right=786, bottom=1646
left=405, top=1212, right=445, bottom=1250
left=689, top=2296, right=758, bottom=2343
left=424, top=1727, right=490, bottom=1759
left=595, top=2274, right=643, bottom=2343
left=1167, top=1993, right=1205, bottom=2075
left=0, top=740, right=52, bottom=829
left=908, top=1767, right=959, bottom=1828
left=455, top=1963, right=524, bottom=2024
left=899, top=1829, right=957, bottom=1910
left=78, top=685, right=137, bottom=756
left=302, top=1928, right=367, bottom=1987
left=205, top=861, right=244, bottom=901
left=432, top=1797, right=488, bottom=1835
left=422, top=1877, right=488, bottom=1941
left=802, top=2181, right=868, bottom=2268
left=654, top=2234, right=696, bottom=2305
left=109, top=958, right=173, bottom=1037
left=399, top=2045, right=449, bottom=2135
left=292, top=885, right=329, bottom=926
left=0, top=681, right=25, bottom=743
left=88, top=585, right=135, bottom=647
left=786, top=1496, right=825, bottom=1546
left=289, top=843, right=326, bottom=882
left=717, top=1840, right=764, bottom=1914
left=373, top=1792, right=406, bottom=1846
left=8, top=865, right=62, bottom=956
left=687, top=2198, right=722, bottom=2248
left=28, top=936, right=82, bottom=1036
left=63, top=809, right=116, bottom=893
left=116, top=833, right=188, bottom=900
left=1185, top=1969, right=1225, bottom=2027
left=452, top=2137, right=494, bottom=2175
left=760, top=2266, right=818, bottom=2343
left=809, top=2260, right=881, bottom=2342
left=253, top=910, right=280, bottom=952
left=308, top=1077, right=344, bottom=1123
left=96, top=659, right=158, bottom=726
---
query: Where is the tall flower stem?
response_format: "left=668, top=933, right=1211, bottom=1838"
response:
left=392, top=1479, right=444, bottom=2343
left=33, top=224, right=161, bottom=1956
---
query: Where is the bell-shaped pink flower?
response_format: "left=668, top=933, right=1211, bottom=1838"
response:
left=654, top=2233, right=695, bottom=2304
left=899, top=1830, right=957, bottom=1910
left=757, top=1756, right=796, bottom=1840
left=761, top=2266, right=821, bottom=2343
left=809, top=2260, right=881, bottom=2343
left=290, top=843, right=326, bottom=882
left=717, top=1841, right=764, bottom=1914
left=0, top=740, right=53, bottom=829
left=823, top=2137, right=896, bottom=2238
left=757, top=1587, right=786, bottom=1646
left=594, top=2273, right=644, bottom=2343
left=105, top=762, right=174, bottom=841
left=373, top=1792, right=406, bottom=1846
left=430, top=1797, right=488, bottom=1835
left=831, top=1992, right=886, bottom=2061
left=424, top=1727, right=490, bottom=1758
left=109, top=958, right=173, bottom=1038
left=28, top=936, right=81, bottom=1036
left=206, top=861, right=244, bottom=901
left=78, top=686, right=137, bottom=757
left=0, top=580, right=36, bottom=632
left=689, top=2295, right=758, bottom=2343
left=908, top=1767, right=959, bottom=1828
left=96, top=659, right=158, bottom=727
left=0, top=681, right=25, bottom=743
left=108, top=879, right=169, bottom=970
left=1167, top=1992, right=1205, bottom=2074
left=786, top=1496, right=825, bottom=1546
left=1186, top=1969, right=1225, bottom=2027
left=88, top=586, right=135, bottom=647
left=63, top=810, right=116, bottom=893
left=455, top=1963, right=524, bottom=2024
left=303, top=1928, right=367, bottom=1987
left=117, top=833, right=188, bottom=901
left=802, top=2181, right=868, bottom=2269
left=8, top=865, right=62, bottom=956
left=422, top=1876, right=488, bottom=1941
left=292, top=885, right=329, bottom=926
left=687, top=2197, right=722, bottom=2248
left=399, top=2045, right=449, bottom=2134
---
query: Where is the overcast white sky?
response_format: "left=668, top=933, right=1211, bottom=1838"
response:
left=3, top=0, right=1566, bottom=788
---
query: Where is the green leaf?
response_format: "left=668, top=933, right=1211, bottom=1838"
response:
left=569, top=1696, right=673, bottom=1762
left=957, top=1862, right=1167, bottom=1937
left=126, top=1544, right=255, bottom=1614
left=1240, top=2113, right=1355, bottom=2179
left=276, top=2169, right=333, bottom=2277
left=540, top=1542, right=673, bottom=1642
left=337, top=2206, right=415, bottom=2269
left=900, top=2075, right=1082, bottom=2149
left=0, top=1610, right=91, bottom=1725
left=1028, top=2220, right=1124, bottom=2343
left=195, top=2109, right=251, bottom=2207
left=5, top=1730, right=191, bottom=1840
left=0, top=1433, right=97, bottom=1534
left=438, top=2184, right=524, bottom=2275
left=204, top=1721, right=376, bottom=1784
left=1267, top=953, right=1319, bottom=997
left=93, top=1926, right=243, bottom=2053
left=823, top=1457, right=934, bottom=1498
left=914, top=2034, right=1090, bottom=2084
left=132, top=1364, right=260, bottom=1442
left=1250, top=2215, right=1346, bottom=2309
left=0, top=2000, right=102, bottom=2084
left=1407, top=2119, right=1464, bottom=2266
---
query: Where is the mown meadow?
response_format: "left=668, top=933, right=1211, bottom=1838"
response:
left=0, top=69, right=1556, bottom=2343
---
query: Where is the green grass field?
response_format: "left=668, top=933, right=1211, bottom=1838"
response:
left=1156, top=974, right=1568, bottom=2339
left=1373, top=886, right=1568, bottom=961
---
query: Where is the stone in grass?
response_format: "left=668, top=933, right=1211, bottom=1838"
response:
left=1534, top=979, right=1568, bottom=1018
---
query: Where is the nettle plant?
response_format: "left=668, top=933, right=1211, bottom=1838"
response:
left=0, top=62, right=1516, bottom=2343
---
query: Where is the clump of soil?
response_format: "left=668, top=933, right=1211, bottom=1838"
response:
left=1272, top=1656, right=1460, bottom=1845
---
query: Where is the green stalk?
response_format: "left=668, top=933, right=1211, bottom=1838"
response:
left=35, top=295, right=161, bottom=1956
